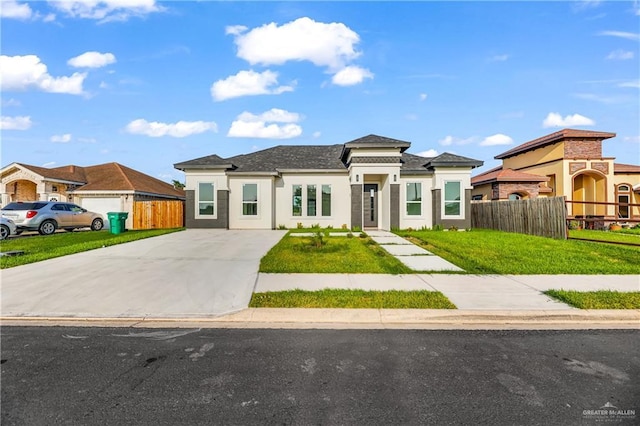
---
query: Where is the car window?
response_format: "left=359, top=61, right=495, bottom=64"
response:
left=51, top=204, right=69, bottom=211
left=2, top=202, right=48, bottom=210
left=68, top=204, right=85, bottom=212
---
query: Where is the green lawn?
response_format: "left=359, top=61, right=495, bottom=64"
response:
left=250, top=289, right=456, bottom=309
left=395, top=229, right=640, bottom=274
left=0, top=228, right=183, bottom=268
left=545, top=290, right=640, bottom=309
left=569, top=229, right=640, bottom=245
left=259, top=234, right=411, bottom=274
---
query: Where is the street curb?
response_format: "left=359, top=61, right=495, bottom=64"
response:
left=2, top=309, right=639, bottom=329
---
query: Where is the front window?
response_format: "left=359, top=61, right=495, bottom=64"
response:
left=307, top=185, right=317, bottom=216
left=617, top=184, right=631, bottom=219
left=322, top=185, right=331, bottom=216
left=242, top=183, right=258, bottom=216
left=444, top=181, right=461, bottom=216
left=406, top=182, right=422, bottom=215
left=198, top=182, right=215, bottom=216
left=292, top=185, right=302, bottom=216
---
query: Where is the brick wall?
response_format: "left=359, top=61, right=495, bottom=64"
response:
left=494, top=182, right=542, bottom=200
left=564, top=139, right=602, bottom=159
left=10, top=180, right=37, bottom=201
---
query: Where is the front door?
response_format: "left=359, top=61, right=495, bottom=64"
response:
left=363, top=184, right=378, bottom=228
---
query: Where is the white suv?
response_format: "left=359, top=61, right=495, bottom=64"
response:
left=1, top=201, right=104, bottom=235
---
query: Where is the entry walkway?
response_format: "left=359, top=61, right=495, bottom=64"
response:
left=366, top=230, right=463, bottom=272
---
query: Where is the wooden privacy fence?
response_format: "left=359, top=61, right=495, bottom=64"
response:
left=132, top=200, right=184, bottom=230
left=470, top=196, right=567, bottom=239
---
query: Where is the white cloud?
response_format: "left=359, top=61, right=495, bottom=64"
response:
left=312, top=131, right=322, bottom=138
left=0, top=0, right=33, bottom=19
left=542, top=112, right=595, bottom=128
left=438, top=135, right=476, bottom=146
left=227, top=108, right=303, bottom=139
left=125, top=119, right=218, bottom=138
left=573, top=93, right=629, bottom=104
left=1, top=98, right=21, bottom=107
left=78, top=137, right=97, bottom=143
left=230, top=17, right=361, bottom=71
left=623, top=135, right=640, bottom=143
left=606, top=49, right=634, bottom=60
left=480, top=134, right=513, bottom=146
left=419, top=93, right=428, bottom=101
left=618, top=80, right=640, bottom=88
left=225, top=25, right=247, bottom=36
left=0, top=115, right=32, bottom=130
left=597, top=30, right=640, bottom=41
left=211, top=69, right=294, bottom=101
left=48, top=0, right=163, bottom=23
left=42, top=161, right=57, bottom=167
left=416, top=149, right=438, bottom=157
left=331, top=66, right=374, bottom=86
left=488, top=54, right=509, bottom=62
left=0, top=55, right=86, bottom=95
left=51, top=133, right=72, bottom=143
left=68, top=51, right=116, bottom=68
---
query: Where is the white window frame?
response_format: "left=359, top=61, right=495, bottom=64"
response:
left=442, top=180, right=463, bottom=219
left=291, top=183, right=333, bottom=218
left=321, top=184, right=332, bottom=217
left=242, top=183, right=258, bottom=216
left=405, top=182, right=422, bottom=216
left=196, top=182, right=216, bottom=219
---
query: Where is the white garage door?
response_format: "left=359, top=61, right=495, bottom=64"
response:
left=80, top=197, right=122, bottom=225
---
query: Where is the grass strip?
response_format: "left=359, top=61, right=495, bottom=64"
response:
left=0, top=228, right=183, bottom=268
left=250, top=289, right=456, bottom=309
left=396, top=229, right=640, bottom=274
left=544, top=290, right=640, bottom=309
left=259, top=235, right=412, bottom=274
left=568, top=229, right=640, bottom=245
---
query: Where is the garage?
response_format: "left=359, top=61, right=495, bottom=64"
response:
left=79, top=197, right=123, bottom=225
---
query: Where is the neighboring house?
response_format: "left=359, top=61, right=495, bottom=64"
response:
left=174, top=134, right=483, bottom=230
left=0, top=162, right=185, bottom=228
left=471, top=129, right=640, bottom=220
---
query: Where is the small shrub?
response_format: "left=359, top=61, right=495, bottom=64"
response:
left=277, top=224, right=287, bottom=230
left=297, top=222, right=304, bottom=229
left=568, top=220, right=580, bottom=230
left=352, top=226, right=362, bottom=232
left=310, top=230, right=326, bottom=248
left=311, top=223, right=321, bottom=230
left=420, top=225, right=429, bottom=231
left=405, top=227, right=414, bottom=233
left=359, top=232, right=368, bottom=238
left=326, top=225, right=333, bottom=230
left=341, top=224, right=348, bottom=230
left=448, top=225, right=458, bottom=232
left=346, top=232, right=354, bottom=238
left=432, top=224, right=444, bottom=231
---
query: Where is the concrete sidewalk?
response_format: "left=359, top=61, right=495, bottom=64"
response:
left=255, top=273, right=640, bottom=310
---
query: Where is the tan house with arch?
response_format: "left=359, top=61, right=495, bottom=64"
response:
left=471, top=129, right=640, bottom=221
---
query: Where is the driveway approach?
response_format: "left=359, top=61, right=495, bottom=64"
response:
left=1, top=230, right=286, bottom=318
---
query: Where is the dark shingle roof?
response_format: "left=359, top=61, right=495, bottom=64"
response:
left=174, top=135, right=482, bottom=174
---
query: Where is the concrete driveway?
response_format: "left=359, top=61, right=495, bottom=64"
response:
left=1, top=229, right=286, bottom=318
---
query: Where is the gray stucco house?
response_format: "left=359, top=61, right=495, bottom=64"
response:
left=174, top=134, right=483, bottom=230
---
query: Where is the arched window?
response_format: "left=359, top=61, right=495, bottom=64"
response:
left=508, top=193, right=522, bottom=201
left=616, top=184, right=631, bottom=219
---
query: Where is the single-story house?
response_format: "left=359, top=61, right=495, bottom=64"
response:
left=471, top=129, right=640, bottom=220
left=174, top=134, right=483, bottom=230
left=0, top=162, right=185, bottom=228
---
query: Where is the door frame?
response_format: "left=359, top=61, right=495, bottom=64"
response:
left=363, top=183, right=379, bottom=228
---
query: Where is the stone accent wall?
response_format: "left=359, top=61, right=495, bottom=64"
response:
left=350, top=184, right=362, bottom=229
left=185, top=189, right=229, bottom=228
left=390, top=184, right=399, bottom=229
left=495, top=183, right=541, bottom=199
left=8, top=180, right=37, bottom=201
left=591, top=162, right=609, bottom=174
left=564, top=139, right=602, bottom=159
left=569, top=162, right=587, bottom=174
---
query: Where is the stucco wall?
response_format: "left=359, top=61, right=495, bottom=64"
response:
left=228, top=177, right=274, bottom=229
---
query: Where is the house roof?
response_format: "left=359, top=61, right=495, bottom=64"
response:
left=471, top=166, right=549, bottom=185
left=495, top=129, right=616, bottom=160
left=614, top=163, right=640, bottom=174
left=174, top=135, right=483, bottom=174
left=7, top=162, right=184, bottom=198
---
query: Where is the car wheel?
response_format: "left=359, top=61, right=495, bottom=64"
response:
left=0, top=225, right=8, bottom=240
left=91, top=218, right=104, bottom=231
left=38, top=220, right=57, bottom=235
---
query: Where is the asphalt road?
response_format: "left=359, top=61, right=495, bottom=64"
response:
left=2, top=328, right=638, bottom=425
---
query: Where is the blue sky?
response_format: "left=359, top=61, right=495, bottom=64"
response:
left=1, top=0, right=639, bottom=183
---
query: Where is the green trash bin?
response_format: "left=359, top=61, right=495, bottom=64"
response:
left=107, top=212, right=128, bottom=235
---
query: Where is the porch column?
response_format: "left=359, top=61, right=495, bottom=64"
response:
left=350, top=184, right=362, bottom=230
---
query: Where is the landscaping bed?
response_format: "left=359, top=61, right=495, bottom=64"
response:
left=544, top=290, right=640, bottom=309
left=0, top=228, right=183, bottom=268
left=395, top=228, right=640, bottom=274
left=250, top=289, right=456, bottom=309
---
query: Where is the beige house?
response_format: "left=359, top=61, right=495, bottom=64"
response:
left=1, top=162, right=185, bottom=228
left=471, top=129, right=640, bottom=221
